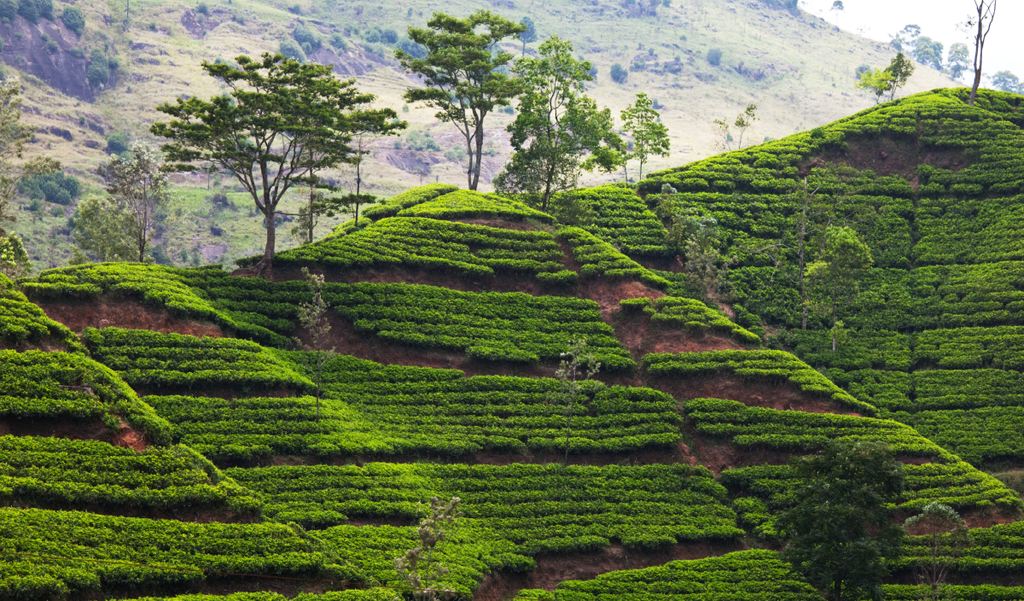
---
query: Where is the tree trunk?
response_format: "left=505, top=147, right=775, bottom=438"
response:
left=255, top=208, right=276, bottom=276
left=831, top=280, right=838, bottom=351
left=465, top=135, right=475, bottom=190
left=471, top=123, right=485, bottom=191
left=355, top=161, right=362, bottom=227
left=833, top=580, right=842, bottom=601
left=308, top=186, right=314, bottom=244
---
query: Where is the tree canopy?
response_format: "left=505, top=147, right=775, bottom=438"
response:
left=151, top=53, right=402, bottom=274
left=778, top=439, right=906, bottom=601
left=396, top=10, right=526, bottom=191
left=621, top=93, right=669, bottom=181
left=493, top=36, right=622, bottom=210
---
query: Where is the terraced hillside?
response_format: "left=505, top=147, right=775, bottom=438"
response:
left=4, top=95, right=1024, bottom=600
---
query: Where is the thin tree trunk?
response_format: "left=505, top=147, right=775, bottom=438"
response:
left=471, top=124, right=485, bottom=190
left=834, top=580, right=842, bottom=601
left=465, top=134, right=475, bottom=190
left=831, top=280, right=838, bottom=351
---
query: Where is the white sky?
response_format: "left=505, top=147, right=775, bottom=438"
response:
left=801, top=0, right=1024, bottom=82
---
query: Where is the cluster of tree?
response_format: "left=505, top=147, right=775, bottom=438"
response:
left=0, top=0, right=54, bottom=24
left=780, top=439, right=974, bottom=601
left=855, top=52, right=915, bottom=104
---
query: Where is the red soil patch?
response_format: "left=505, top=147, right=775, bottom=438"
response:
left=651, top=374, right=863, bottom=416
left=474, top=540, right=744, bottom=600
left=581, top=277, right=664, bottom=321
left=690, top=437, right=793, bottom=476
left=0, top=337, right=67, bottom=352
left=0, top=416, right=151, bottom=451
left=613, top=310, right=744, bottom=365
left=36, top=298, right=223, bottom=337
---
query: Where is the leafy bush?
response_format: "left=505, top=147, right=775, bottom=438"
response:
left=18, top=171, right=79, bottom=205
left=278, top=39, right=306, bottom=63
left=86, top=49, right=109, bottom=87
left=610, top=63, right=627, bottom=84
left=707, top=48, right=723, bottom=66
left=60, top=5, right=83, bottom=35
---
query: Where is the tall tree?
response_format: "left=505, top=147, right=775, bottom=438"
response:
left=396, top=11, right=526, bottom=191
left=713, top=103, right=758, bottom=151
left=100, top=142, right=171, bottom=262
left=493, top=36, right=623, bottom=211
left=777, top=439, right=906, bottom=601
left=519, top=16, right=537, bottom=56
left=886, top=52, right=915, bottom=101
left=550, top=336, right=601, bottom=466
left=0, top=78, right=60, bottom=275
left=152, top=53, right=397, bottom=275
left=621, top=92, right=670, bottom=181
left=904, top=502, right=973, bottom=601
left=967, top=0, right=997, bottom=106
left=830, top=1, right=843, bottom=29
left=805, top=225, right=873, bottom=351
left=913, top=37, right=944, bottom=71
left=946, top=42, right=970, bottom=80
left=72, top=195, right=138, bottom=262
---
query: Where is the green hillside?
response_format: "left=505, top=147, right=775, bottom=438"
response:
left=3, top=0, right=958, bottom=272
left=5, top=89, right=1024, bottom=600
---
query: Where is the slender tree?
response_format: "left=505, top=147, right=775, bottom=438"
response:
left=100, top=142, right=171, bottom=262
left=621, top=93, right=670, bottom=181
left=294, top=267, right=334, bottom=421
left=947, top=43, right=970, bottom=80
left=713, top=103, right=758, bottom=150
left=396, top=11, right=526, bottom=191
left=519, top=16, right=537, bottom=56
left=494, top=36, right=623, bottom=211
left=152, top=53, right=398, bottom=275
left=904, top=502, right=973, bottom=601
left=395, top=496, right=462, bottom=601
left=551, top=336, right=601, bottom=466
left=778, top=439, right=906, bottom=601
left=967, top=0, right=997, bottom=106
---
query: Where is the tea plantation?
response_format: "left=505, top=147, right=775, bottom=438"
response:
left=3, top=89, right=1024, bottom=600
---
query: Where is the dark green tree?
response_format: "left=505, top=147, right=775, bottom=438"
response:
left=396, top=10, right=526, bottom=191
left=519, top=16, right=536, bottom=56
left=151, top=53, right=401, bottom=275
left=777, top=439, right=906, bottom=601
left=493, top=36, right=623, bottom=210
left=60, top=5, right=84, bottom=35
left=885, top=52, right=915, bottom=100
left=805, top=225, right=873, bottom=351
left=87, top=49, right=109, bottom=87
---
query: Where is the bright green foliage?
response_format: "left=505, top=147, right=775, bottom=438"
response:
left=0, top=436, right=261, bottom=514
left=513, top=550, right=821, bottom=601
left=558, top=226, right=669, bottom=288
left=325, top=282, right=634, bottom=370
left=626, top=296, right=762, bottom=344
left=898, top=520, right=1024, bottom=576
left=82, top=328, right=315, bottom=395
left=0, top=507, right=334, bottom=599
left=152, top=53, right=399, bottom=271
left=495, top=36, right=622, bottom=209
left=885, top=585, right=1024, bottom=600
left=395, top=11, right=526, bottom=190
left=258, top=217, right=571, bottom=281
left=0, top=273, right=83, bottom=351
left=23, top=263, right=291, bottom=346
left=804, top=225, right=873, bottom=351
left=551, top=184, right=669, bottom=255
left=226, top=462, right=744, bottom=551
left=621, top=92, right=670, bottom=181
left=0, top=350, right=172, bottom=444
left=147, top=357, right=680, bottom=462
left=645, top=350, right=876, bottom=414
left=395, top=190, right=553, bottom=222
left=360, top=183, right=459, bottom=221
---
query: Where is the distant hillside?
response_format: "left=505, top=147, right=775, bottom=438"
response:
left=6, top=0, right=957, bottom=272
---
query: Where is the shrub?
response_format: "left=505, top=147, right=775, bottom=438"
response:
left=610, top=63, right=628, bottom=84
left=196, top=2, right=209, bottom=15
left=0, top=0, right=14, bottom=21
left=17, top=0, right=38, bottom=23
left=104, top=130, right=129, bottom=154
left=19, top=172, right=80, bottom=205
left=60, top=5, right=83, bottom=35
left=86, top=49, right=109, bottom=87
left=707, top=48, right=723, bottom=66
left=293, top=24, right=321, bottom=51
left=278, top=39, right=306, bottom=63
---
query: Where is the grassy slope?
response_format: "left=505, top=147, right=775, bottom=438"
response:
left=9, top=0, right=954, bottom=271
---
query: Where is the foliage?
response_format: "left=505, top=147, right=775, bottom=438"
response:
left=0, top=272, right=82, bottom=349
left=947, top=43, right=970, bottom=79
left=777, top=439, right=906, bottom=601
left=804, top=225, right=873, bottom=351
left=86, top=48, right=109, bottom=87
left=913, top=37, right=944, bottom=71
left=18, top=171, right=78, bottom=205
left=396, top=10, right=526, bottom=191
left=713, top=103, right=758, bottom=151
left=152, top=53, right=399, bottom=273
left=395, top=496, right=462, bottom=601
left=513, top=550, right=821, bottom=601
left=294, top=267, right=334, bottom=418
left=904, top=502, right=973, bottom=600
left=552, top=184, right=669, bottom=256
left=494, top=36, right=623, bottom=210
left=60, top=5, right=84, bottom=35
left=361, top=183, right=459, bottom=221
left=558, top=226, right=669, bottom=289
left=0, top=78, right=60, bottom=239
left=609, top=62, right=627, bottom=84
left=0, top=232, right=28, bottom=277
left=551, top=336, right=600, bottom=464
left=621, top=93, right=669, bottom=181
left=669, top=210, right=730, bottom=298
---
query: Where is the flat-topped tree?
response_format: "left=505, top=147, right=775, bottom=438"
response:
left=396, top=10, right=526, bottom=191
left=151, top=53, right=400, bottom=275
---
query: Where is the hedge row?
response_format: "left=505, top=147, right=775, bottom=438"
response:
left=396, top=190, right=554, bottom=222
left=514, top=550, right=820, bottom=600
left=361, top=183, right=459, bottom=221
left=254, top=216, right=570, bottom=279
left=0, top=350, right=172, bottom=445
left=147, top=372, right=682, bottom=462
left=622, top=296, right=761, bottom=344
left=226, top=462, right=744, bottom=552
left=0, top=274, right=84, bottom=352
left=82, top=328, right=315, bottom=395
left=644, top=350, right=875, bottom=414
left=552, top=184, right=670, bottom=256
left=0, top=435, right=260, bottom=514
left=558, top=226, right=669, bottom=289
